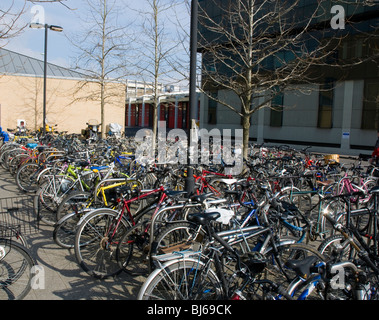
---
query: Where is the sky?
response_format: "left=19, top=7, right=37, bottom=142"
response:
left=2, top=0, right=191, bottom=84
left=4, top=1, right=89, bottom=67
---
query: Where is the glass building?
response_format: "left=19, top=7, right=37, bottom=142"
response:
left=198, top=0, right=379, bottom=155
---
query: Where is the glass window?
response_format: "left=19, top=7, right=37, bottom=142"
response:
left=362, top=79, right=379, bottom=130
left=317, top=80, right=334, bottom=128
left=270, top=92, right=284, bottom=127
left=207, top=91, right=217, bottom=125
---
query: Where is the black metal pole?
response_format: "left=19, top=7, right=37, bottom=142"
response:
left=185, top=0, right=198, bottom=196
left=43, top=24, right=48, bottom=136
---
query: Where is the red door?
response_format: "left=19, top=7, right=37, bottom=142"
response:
left=168, top=104, right=175, bottom=129
left=138, top=103, right=143, bottom=126
left=130, top=104, right=136, bottom=127
left=160, top=104, right=166, bottom=122
left=144, top=103, right=150, bottom=127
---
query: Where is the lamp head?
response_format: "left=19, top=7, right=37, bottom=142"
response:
left=49, top=25, right=63, bottom=32
left=29, top=23, right=45, bottom=29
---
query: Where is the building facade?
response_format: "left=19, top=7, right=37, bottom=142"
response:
left=0, top=48, right=201, bottom=137
left=125, top=90, right=201, bottom=135
left=0, top=47, right=126, bottom=134
left=198, top=0, right=379, bottom=156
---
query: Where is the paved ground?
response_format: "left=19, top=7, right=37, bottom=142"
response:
left=0, top=154, right=368, bottom=300
left=0, top=167, right=145, bottom=300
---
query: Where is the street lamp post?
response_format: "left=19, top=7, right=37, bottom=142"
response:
left=30, top=23, right=63, bottom=135
left=184, top=0, right=198, bottom=196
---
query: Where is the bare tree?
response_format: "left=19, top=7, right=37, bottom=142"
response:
left=197, top=0, right=366, bottom=158
left=130, top=0, right=184, bottom=147
left=16, top=75, right=64, bottom=131
left=0, top=1, right=27, bottom=46
left=69, top=0, right=132, bottom=138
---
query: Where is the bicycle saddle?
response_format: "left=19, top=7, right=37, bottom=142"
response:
left=236, top=180, right=251, bottom=188
left=190, top=193, right=214, bottom=203
left=316, top=180, right=334, bottom=186
left=285, top=255, right=318, bottom=279
left=76, top=160, right=90, bottom=167
left=164, top=190, right=187, bottom=198
left=187, top=211, right=220, bottom=225
left=224, top=190, right=240, bottom=195
left=114, top=185, right=135, bottom=196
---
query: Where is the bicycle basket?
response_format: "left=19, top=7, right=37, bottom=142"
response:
left=0, top=196, right=39, bottom=238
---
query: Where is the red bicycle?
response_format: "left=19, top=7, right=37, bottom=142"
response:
left=74, top=184, right=186, bottom=278
left=193, top=168, right=234, bottom=196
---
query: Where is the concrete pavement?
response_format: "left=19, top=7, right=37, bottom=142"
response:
left=0, top=154, right=368, bottom=300
left=0, top=167, right=145, bottom=300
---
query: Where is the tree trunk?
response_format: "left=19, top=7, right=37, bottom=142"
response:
left=100, top=81, right=105, bottom=139
left=152, top=99, right=158, bottom=152
left=242, top=114, right=250, bottom=159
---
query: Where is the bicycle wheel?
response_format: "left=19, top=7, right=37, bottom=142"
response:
left=319, top=198, right=347, bottom=237
left=138, top=258, right=223, bottom=300
left=317, top=234, right=356, bottom=261
left=150, top=221, right=205, bottom=259
left=0, top=238, right=36, bottom=300
left=74, top=208, right=133, bottom=279
left=262, top=242, right=326, bottom=287
left=53, top=191, right=93, bottom=249
left=15, top=163, right=40, bottom=193
left=8, top=154, right=29, bottom=176
left=56, top=191, right=92, bottom=221
left=116, top=221, right=151, bottom=275
left=35, top=177, right=77, bottom=225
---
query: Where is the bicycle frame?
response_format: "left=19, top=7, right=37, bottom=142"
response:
left=286, top=184, right=334, bottom=240
left=286, top=259, right=374, bottom=300
left=77, top=185, right=168, bottom=247
left=194, top=169, right=233, bottom=195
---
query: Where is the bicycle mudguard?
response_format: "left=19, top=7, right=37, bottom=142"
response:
left=260, top=238, right=296, bottom=255
left=137, top=256, right=209, bottom=300
left=55, top=206, right=94, bottom=226
left=152, top=250, right=202, bottom=264
left=76, top=207, right=120, bottom=226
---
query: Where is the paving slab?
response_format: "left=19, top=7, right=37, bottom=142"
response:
left=0, top=154, right=367, bottom=300
left=0, top=167, right=144, bottom=300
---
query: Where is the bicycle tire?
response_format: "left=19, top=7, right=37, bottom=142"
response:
left=35, top=176, right=78, bottom=225
left=149, top=221, right=206, bottom=262
left=317, top=234, right=356, bottom=261
left=8, top=153, right=29, bottom=176
left=116, top=221, right=151, bottom=275
left=56, top=191, right=92, bottom=221
left=74, top=208, right=133, bottom=279
left=0, top=238, right=36, bottom=300
left=15, top=163, right=40, bottom=193
left=138, top=257, right=223, bottom=300
left=262, top=242, right=326, bottom=286
left=53, top=208, right=94, bottom=249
